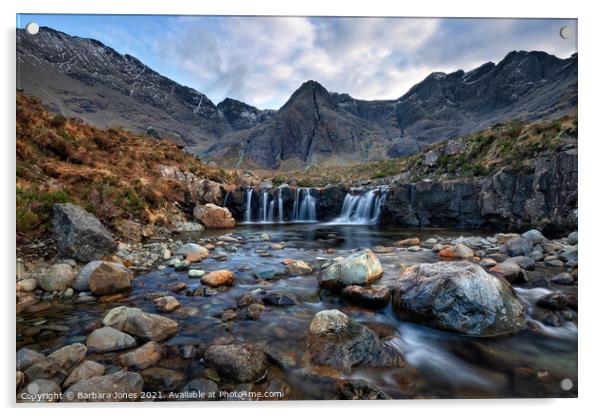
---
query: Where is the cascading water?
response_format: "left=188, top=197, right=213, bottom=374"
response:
left=243, top=188, right=253, bottom=223
left=242, top=186, right=317, bottom=223
left=259, top=188, right=270, bottom=223
left=277, top=188, right=284, bottom=223
left=331, top=187, right=388, bottom=225
left=293, top=188, right=317, bottom=222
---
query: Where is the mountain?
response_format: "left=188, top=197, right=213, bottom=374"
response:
left=217, top=98, right=276, bottom=131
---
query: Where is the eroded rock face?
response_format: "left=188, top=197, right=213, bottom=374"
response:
left=318, top=250, right=383, bottom=290
left=392, top=262, right=525, bottom=336
left=203, top=343, right=268, bottom=383
left=52, top=203, right=116, bottom=262
left=307, top=309, right=403, bottom=373
left=102, top=306, right=179, bottom=341
left=193, top=203, right=235, bottom=228
left=75, top=261, right=133, bottom=295
left=63, top=371, right=143, bottom=402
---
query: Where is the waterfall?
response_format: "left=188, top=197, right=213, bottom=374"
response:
left=293, top=188, right=316, bottom=222
left=259, top=189, right=270, bottom=222
left=277, top=188, right=284, bottom=223
left=331, top=187, right=388, bottom=225
left=223, top=191, right=231, bottom=207
left=267, top=200, right=275, bottom=223
left=243, top=188, right=253, bottom=223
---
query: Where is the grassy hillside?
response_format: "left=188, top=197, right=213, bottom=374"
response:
left=267, top=115, right=577, bottom=187
left=16, top=93, right=231, bottom=242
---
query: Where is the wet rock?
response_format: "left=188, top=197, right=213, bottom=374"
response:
left=75, top=260, right=133, bottom=295
left=202, top=270, right=235, bottom=287
left=53, top=203, right=116, bottom=262
left=336, top=379, right=392, bottom=400
left=490, top=260, right=522, bottom=283
left=262, top=344, right=297, bottom=369
left=536, top=293, right=568, bottom=310
left=38, top=263, right=75, bottom=292
left=116, top=341, right=163, bottom=370
left=246, top=303, right=264, bottom=320
left=395, top=237, right=420, bottom=247
left=392, top=262, right=525, bottom=336
left=341, top=285, right=391, bottom=309
left=203, top=343, right=268, bottom=383
left=188, top=269, right=206, bottom=278
left=437, top=243, right=474, bottom=259
left=193, top=203, right=235, bottom=228
left=178, top=378, right=219, bottom=400
left=63, top=370, right=143, bottom=402
left=86, top=327, right=137, bottom=352
left=63, top=360, right=106, bottom=388
left=284, top=260, right=313, bottom=275
left=24, top=343, right=87, bottom=385
left=175, top=243, right=209, bottom=261
left=152, top=296, right=181, bottom=312
left=16, top=371, right=25, bottom=392
left=551, top=272, right=574, bottom=285
left=544, top=256, right=564, bottom=268
left=17, top=278, right=37, bottom=292
left=480, top=258, right=497, bottom=268
left=501, top=237, right=533, bottom=257
left=521, top=229, right=546, bottom=245
left=307, top=309, right=403, bottom=373
left=16, top=347, right=45, bottom=371
left=17, top=379, right=61, bottom=402
left=103, top=306, right=179, bottom=341
left=254, top=269, right=282, bottom=280
left=557, top=247, right=578, bottom=263
left=48, top=343, right=87, bottom=373
left=567, top=231, right=578, bottom=245
left=318, top=249, right=383, bottom=290
left=142, top=367, right=186, bottom=392
left=506, top=256, right=535, bottom=270
left=262, top=291, right=298, bottom=307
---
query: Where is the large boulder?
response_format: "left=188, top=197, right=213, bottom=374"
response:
left=318, top=249, right=383, bottom=290
left=24, top=343, right=87, bottom=385
left=392, top=262, right=525, bottom=336
left=75, top=260, right=133, bottom=294
left=203, top=343, right=268, bottom=383
left=86, top=327, right=137, bottom=352
left=102, top=306, right=179, bottom=341
left=62, top=370, right=143, bottom=402
left=38, top=263, right=75, bottom=292
left=193, top=203, right=235, bottom=228
left=501, top=237, right=533, bottom=257
left=52, top=203, right=116, bottom=262
left=307, top=309, right=403, bottom=373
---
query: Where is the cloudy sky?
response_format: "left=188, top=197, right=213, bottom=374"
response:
left=18, top=15, right=577, bottom=109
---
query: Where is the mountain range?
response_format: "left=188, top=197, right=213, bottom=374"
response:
left=17, top=27, right=577, bottom=169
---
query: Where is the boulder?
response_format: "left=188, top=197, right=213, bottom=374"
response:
left=490, top=260, right=522, bottom=283
left=201, top=270, right=235, bottom=287
left=262, top=291, right=298, bottom=307
left=521, top=229, right=546, bottom=244
left=17, top=379, right=61, bottom=402
left=193, top=203, right=235, bottom=228
left=506, top=256, right=535, bottom=270
left=307, top=309, right=403, bottom=372
left=38, top=263, right=75, bottom=292
left=141, top=368, right=186, bottom=392
left=62, top=371, right=143, bottom=402
left=501, top=237, right=533, bottom=257
left=17, top=278, right=37, bottom=292
left=392, top=262, right=525, bottom=336
left=318, top=249, right=383, bottom=290
left=341, top=285, right=391, bottom=309
left=437, top=243, right=474, bottom=259
left=116, top=341, right=163, bottom=370
left=175, top=243, right=209, bottom=261
left=203, top=343, right=268, bottom=383
left=86, top=327, right=137, bottom=352
left=336, top=379, right=392, bottom=400
left=24, top=343, right=87, bottom=385
left=103, top=306, right=179, bottom=341
left=178, top=379, right=219, bottom=401
left=536, top=293, right=568, bottom=310
left=284, top=260, right=313, bottom=275
left=16, top=347, right=45, bottom=371
left=52, top=203, right=116, bottom=262
left=75, top=260, right=133, bottom=295
left=551, top=272, right=574, bottom=285
left=395, top=237, right=420, bottom=247
left=63, top=360, right=106, bottom=388
left=152, top=296, right=181, bottom=312
left=114, top=219, right=142, bottom=243
left=567, top=231, right=578, bottom=245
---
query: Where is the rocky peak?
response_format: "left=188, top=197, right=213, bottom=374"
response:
left=217, top=98, right=275, bottom=131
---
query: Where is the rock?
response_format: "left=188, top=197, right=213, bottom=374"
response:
left=490, top=260, right=522, bottom=283
left=284, top=260, right=313, bottom=275
left=38, top=263, right=75, bottom=292
left=336, top=379, right=392, bottom=400
left=392, top=262, right=526, bottom=336
left=423, top=149, right=440, bottom=166
left=17, top=278, right=37, bottom=292
left=175, top=243, right=209, bottom=261
left=203, top=343, right=268, bottom=383
left=246, top=303, right=264, bottom=320
left=63, top=370, right=143, bottom=402
left=114, top=219, right=142, bottom=243
left=480, top=258, right=497, bottom=268
left=24, top=343, right=87, bottom=385
left=567, top=231, right=578, bottom=245
left=506, top=256, right=536, bottom=270
left=395, top=237, right=420, bottom=247
left=271, top=242, right=286, bottom=250
left=193, top=203, right=235, bottom=228
left=307, top=309, right=403, bottom=373
left=188, top=269, right=206, bottom=278
left=17, top=379, right=61, bottom=402
left=501, top=237, right=533, bottom=257
left=16, top=371, right=25, bottom=392
left=103, top=306, right=179, bottom=341
left=116, top=341, right=163, bottom=370
left=544, top=257, right=564, bottom=267
left=521, top=229, right=546, bottom=244
left=318, top=249, right=383, bottom=290
left=551, top=272, right=574, bottom=285
left=52, top=203, right=116, bottom=262
left=178, top=378, right=219, bottom=400
left=152, top=296, right=181, bottom=312
left=86, top=327, right=137, bottom=352
left=437, top=243, right=474, bottom=259
left=201, top=270, right=235, bottom=287
left=495, top=233, right=521, bottom=244
left=557, top=247, right=578, bottom=263
left=141, top=368, right=186, bottom=392
left=63, top=360, right=106, bottom=388
left=341, top=285, right=391, bottom=309
left=536, top=293, right=568, bottom=310
left=262, top=291, right=298, bottom=307
left=254, top=269, right=281, bottom=280
left=76, top=260, right=133, bottom=295
left=16, top=347, right=45, bottom=371
left=48, top=343, right=87, bottom=372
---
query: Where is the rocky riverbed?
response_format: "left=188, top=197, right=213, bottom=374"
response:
left=16, top=221, right=578, bottom=401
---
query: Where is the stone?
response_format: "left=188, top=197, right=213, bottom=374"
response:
left=262, top=291, right=298, bottom=307
left=62, top=370, right=143, bottom=402
left=501, top=237, right=533, bottom=257
left=178, top=379, right=219, bottom=400
left=336, top=379, right=392, bottom=400
left=17, top=379, right=61, bottom=402
left=103, top=306, right=179, bottom=342
left=203, top=343, right=268, bottom=383
left=76, top=260, right=133, bottom=294
left=480, top=258, right=497, bottom=268
left=86, top=327, right=137, bottom=352
left=48, top=343, right=87, bottom=372
left=141, top=368, right=186, bottom=392
left=506, top=256, right=536, bottom=270
left=544, top=257, right=564, bottom=267
left=551, top=272, right=574, bottom=285
left=188, top=269, right=206, bottom=278
left=567, top=231, right=578, bottom=245
left=38, top=263, right=75, bottom=292
left=536, top=293, right=568, bottom=310
left=16, top=347, right=45, bottom=371
left=437, top=243, right=474, bottom=259
left=271, top=242, right=286, bottom=250
left=307, top=309, right=403, bottom=373
left=318, top=249, right=383, bottom=290
left=490, top=260, right=522, bottom=283
left=17, top=278, right=37, bottom=292
left=52, top=203, right=116, bottom=262
left=24, top=343, right=87, bottom=385
left=341, top=285, right=391, bottom=309
left=392, top=262, right=526, bottom=336
left=521, top=229, right=546, bottom=244
left=495, top=233, right=521, bottom=244
left=63, top=360, right=106, bottom=388
left=557, top=247, right=578, bottom=263
left=246, top=303, right=264, bottom=320
left=114, top=219, right=142, bottom=243
left=175, top=243, right=209, bottom=260
left=284, top=260, right=313, bottom=275
left=193, top=203, right=235, bottom=228
left=152, top=296, right=181, bottom=312
left=201, top=270, right=235, bottom=287
left=116, top=341, right=163, bottom=370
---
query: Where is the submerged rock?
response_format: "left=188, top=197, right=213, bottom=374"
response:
left=307, top=309, right=403, bottom=373
left=203, top=343, right=268, bottom=383
left=103, top=306, right=179, bottom=341
left=318, top=249, right=383, bottom=290
left=392, top=262, right=525, bottom=336
left=63, top=370, right=143, bottom=402
left=284, top=260, right=313, bottom=275
left=341, top=285, right=391, bottom=309
left=152, top=296, right=181, bottom=312
left=336, top=379, right=392, bottom=400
